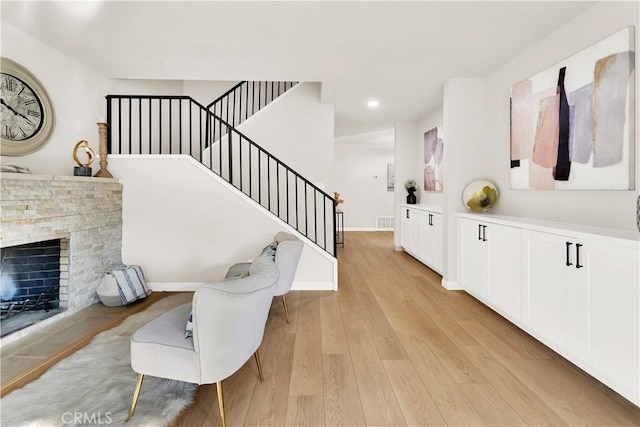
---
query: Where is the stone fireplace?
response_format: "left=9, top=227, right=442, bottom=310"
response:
left=0, top=173, right=123, bottom=343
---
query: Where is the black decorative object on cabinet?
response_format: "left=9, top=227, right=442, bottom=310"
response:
left=405, top=180, right=417, bottom=204
left=406, top=190, right=417, bottom=204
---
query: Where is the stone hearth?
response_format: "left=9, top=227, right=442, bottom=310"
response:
left=0, top=173, right=123, bottom=342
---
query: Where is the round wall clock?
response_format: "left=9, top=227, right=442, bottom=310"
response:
left=1, top=57, right=55, bottom=156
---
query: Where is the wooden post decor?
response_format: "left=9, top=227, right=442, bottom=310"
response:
left=94, top=119, right=113, bottom=178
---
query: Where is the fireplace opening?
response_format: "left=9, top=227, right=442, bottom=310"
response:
left=0, top=239, right=67, bottom=337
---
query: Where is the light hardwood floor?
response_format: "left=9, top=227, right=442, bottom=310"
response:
left=173, top=232, right=640, bottom=426
left=2, top=232, right=638, bottom=426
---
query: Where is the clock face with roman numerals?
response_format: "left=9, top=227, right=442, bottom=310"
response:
left=1, top=74, right=44, bottom=141
left=0, top=58, right=55, bottom=156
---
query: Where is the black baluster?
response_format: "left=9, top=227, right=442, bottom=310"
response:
left=159, top=99, right=162, bottom=154
left=168, top=100, right=172, bottom=154
left=267, top=156, right=271, bottom=211
left=148, top=98, right=152, bottom=155
left=128, top=98, right=132, bottom=154
left=295, top=178, right=299, bottom=230
left=188, top=103, right=193, bottom=157
left=228, top=126, right=233, bottom=185
left=118, top=97, right=122, bottom=153
left=138, top=98, right=142, bottom=154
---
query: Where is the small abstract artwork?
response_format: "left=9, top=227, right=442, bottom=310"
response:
left=510, top=27, right=635, bottom=190
left=387, top=163, right=395, bottom=191
left=424, top=126, right=444, bottom=191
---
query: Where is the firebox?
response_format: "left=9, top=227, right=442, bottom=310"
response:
left=0, top=238, right=68, bottom=337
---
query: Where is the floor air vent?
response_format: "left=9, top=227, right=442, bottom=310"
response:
left=376, top=216, right=395, bottom=229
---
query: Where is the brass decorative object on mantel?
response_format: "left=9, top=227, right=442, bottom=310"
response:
left=94, top=119, right=113, bottom=178
left=73, top=140, right=95, bottom=176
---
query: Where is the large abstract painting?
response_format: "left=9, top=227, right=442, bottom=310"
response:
left=424, top=126, right=444, bottom=191
left=510, top=27, right=635, bottom=190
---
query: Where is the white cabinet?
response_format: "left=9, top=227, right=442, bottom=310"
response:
left=523, top=229, right=640, bottom=404
left=400, top=205, right=443, bottom=274
left=457, top=213, right=640, bottom=406
left=400, top=206, right=411, bottom=250
left=421, top=212, right=443, bottom=273
left=400, top=206, right=423, bottom=256
left=458, top=218, right=488, bottom=296
left=582, top=239, right=639, bottom=404
left=457, top=217, right=522, bottom=321
left=522, top=230, right=581, bottom=353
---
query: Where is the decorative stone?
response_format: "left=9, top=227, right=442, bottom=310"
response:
left=1, top=173, right=123, bottom=313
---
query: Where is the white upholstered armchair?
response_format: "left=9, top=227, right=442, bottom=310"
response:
left=226, top=231, right=304, bottom=323
left=128, top=256, right=279, bottom=426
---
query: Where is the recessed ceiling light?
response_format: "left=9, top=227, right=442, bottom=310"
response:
left=367, top=100, right=380, bottom=108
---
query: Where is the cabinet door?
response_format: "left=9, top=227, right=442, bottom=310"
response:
left=582, top=240, right=640, bottom=404
left=486, top=224, right=522, bottom=320
left=409, top=209, right=423, bottom=256
left=430, top=213, right=444, bottom=273
left=522, top=230, right=575, bottom=352
left=400, top=207, right=411, bottom=249
left=420, top=213, right=434, bottom=266
left=458, top=218, right=488, bottom=297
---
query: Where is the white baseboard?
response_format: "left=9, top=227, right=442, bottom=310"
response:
left=149, top=281, right=336, bottom=292
left=441, top=279, right=463, bottom=290
left=394, top=245, right=404, bottom=252
left=291, top=281, right=336, bottom=291
left=344, top=227, right=393, bottom=231
left=148, top=282, right=203, bottom=292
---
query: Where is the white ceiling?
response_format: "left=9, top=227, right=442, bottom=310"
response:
left=1, top=1, right=595, bottom=136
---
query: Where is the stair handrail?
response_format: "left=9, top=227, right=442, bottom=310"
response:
left=205, top=81, right=298, bottom=129
left=209, top=109, right=334, bottom=204
left=205, top=81, right=246, bottom=109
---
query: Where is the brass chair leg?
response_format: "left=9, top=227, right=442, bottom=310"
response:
left=127, top=374, right=144, bottom=422
left=216, top=381, right=226, bottom=427
left=254, top=350, right=264, bottom=382
left=282, top=294, right=290, bottom=324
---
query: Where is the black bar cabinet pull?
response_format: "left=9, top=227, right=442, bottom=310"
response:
left=482, top=225, right=487, bottom=242
left=406, top=209, right=410, bottom=219
left=478, top=224, right=482, bottom=240
left=565, top=242, right=573, bottom=266
left=576, top=243, right=583, bottom=269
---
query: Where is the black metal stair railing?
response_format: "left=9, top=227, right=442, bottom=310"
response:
left=207, top=81, right=297, bottom=128
left=106, top=93, right=336, bottom=257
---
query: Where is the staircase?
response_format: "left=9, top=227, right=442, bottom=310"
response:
left=106, top=82, right=336, bottom=257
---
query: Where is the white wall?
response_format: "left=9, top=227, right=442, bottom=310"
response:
left=0, top=23, right=108, bottom=176
left=393, top=121, right=420, bottom=248
left=236, top=82, right=335, bottom=188
left=483, top=1, right=639, bottom=231
left=333, top=129, right=394, bottom=229
left=442, top=78, right=488, bottom=286
left=108, top=155, right=336, bottom=290
left=106, top=79, right=184, bottom=97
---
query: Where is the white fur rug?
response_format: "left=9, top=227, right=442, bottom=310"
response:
left=1, top=293, right=197, bottom=426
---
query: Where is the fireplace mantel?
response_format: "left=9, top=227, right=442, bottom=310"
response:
left=1, top=173, right=123, bottom=342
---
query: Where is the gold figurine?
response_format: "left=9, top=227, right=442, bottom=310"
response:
left=73, top=140, right=95, bottom=176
